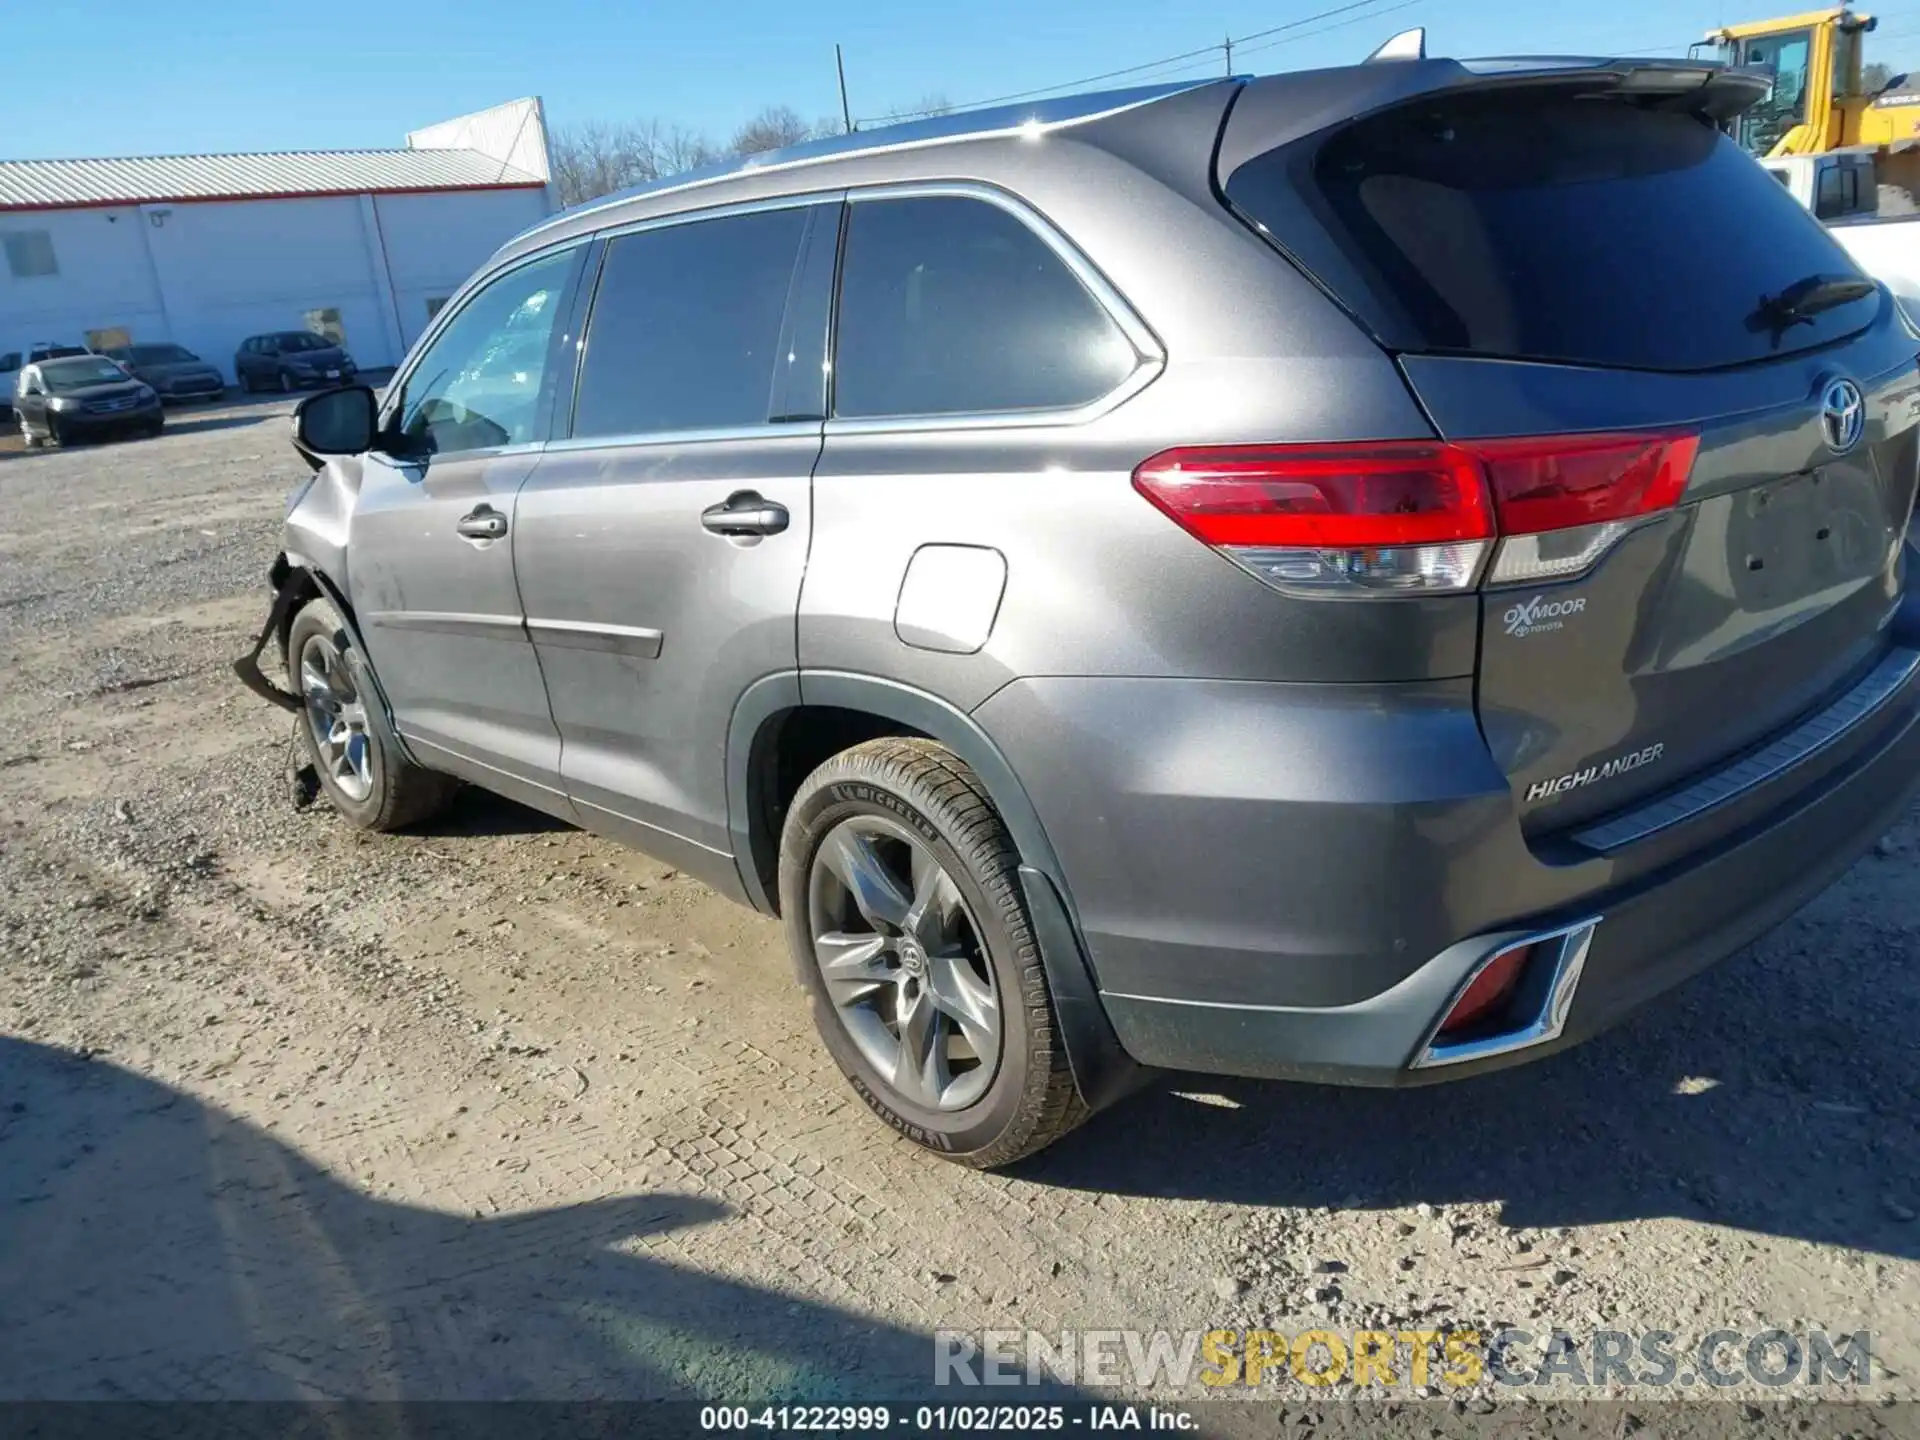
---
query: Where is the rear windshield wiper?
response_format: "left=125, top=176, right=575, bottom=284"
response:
left=1750, top=273, right=1878, bottom=341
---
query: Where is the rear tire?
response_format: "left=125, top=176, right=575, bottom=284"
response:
left=779, top=738, right=1087, bottom=1167
left=286, top=595, right=458, bottom=831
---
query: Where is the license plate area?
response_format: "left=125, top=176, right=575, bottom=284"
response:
left=1725, top=466, right=1893, bottom=612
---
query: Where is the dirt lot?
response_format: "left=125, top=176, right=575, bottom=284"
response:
left=2, top=402, right=1918, bottom=1419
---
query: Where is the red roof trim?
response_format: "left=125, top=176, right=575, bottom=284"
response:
left=0, top=180, right=547, bottom=214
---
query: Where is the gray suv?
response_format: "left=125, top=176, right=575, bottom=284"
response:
left=235, top=48, right=1920, bottom=1167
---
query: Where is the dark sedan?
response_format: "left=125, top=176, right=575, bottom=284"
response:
left=13, top=355, right=164, bottom=446
left=102, top=343, right=227, bottom=403
left=234, top=332, right=358, bottom=394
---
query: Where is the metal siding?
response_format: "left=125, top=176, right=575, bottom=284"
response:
left=0, top=149, right=544, bottom=210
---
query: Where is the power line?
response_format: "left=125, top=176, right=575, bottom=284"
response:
left=1235, top=0, right=1426, bottom=60
left=852, top=0, right=1420, bottom=126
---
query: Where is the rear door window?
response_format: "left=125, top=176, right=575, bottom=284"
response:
left=570, top=206, right=811, bottom=439
left=1224, top=92, right=1881, bottom=371
left=832, top=195, right=1137, bottom=419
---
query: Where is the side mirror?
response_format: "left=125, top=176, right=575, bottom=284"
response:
left=291, top=385, right=378, bottom=460
left=1882, top=72, right=1910, bottom=95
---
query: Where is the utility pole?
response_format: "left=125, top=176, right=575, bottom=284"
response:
left=1224, top=34, right=1234, bottom=75
left=837, top=44, right=854, bottom=134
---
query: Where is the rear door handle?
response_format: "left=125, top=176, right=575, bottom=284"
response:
left=701, top=491, right=789, bottom=538
left=456, top=505, right=509, bottom=541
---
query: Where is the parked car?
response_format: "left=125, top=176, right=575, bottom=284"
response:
left=100, top=343, right=227, bottom=403
left=235, top=44, right=1920, bottom=1167
left=0, top=353, right=19, bottom=419
left=14, top=355, right=163, bottom=446
left=234, top=332, right=357, bottom=394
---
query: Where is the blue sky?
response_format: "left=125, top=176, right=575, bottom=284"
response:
left=12, top=0, right=1920, bottom=161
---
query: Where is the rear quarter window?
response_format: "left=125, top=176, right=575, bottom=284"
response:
left=1225, top=92, right=1881, bottom=371
left=832, top=195, right=1137, bottom=419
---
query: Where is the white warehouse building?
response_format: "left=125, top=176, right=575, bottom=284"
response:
left=0, top=99, right=555, bottom=382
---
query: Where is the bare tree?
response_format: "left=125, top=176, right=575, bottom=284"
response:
left=911, top=92, right=955, bottom=118
left=548, top=120, right=721, bottom=207
left=1864, top=61, right=1896, bottom=93
left=730, top=105, right=816, bottom=156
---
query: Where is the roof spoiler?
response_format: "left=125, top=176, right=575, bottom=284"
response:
left=1366, top=27, right=1426, bottom=62
left=1219, top=54, right=1774, bottom=177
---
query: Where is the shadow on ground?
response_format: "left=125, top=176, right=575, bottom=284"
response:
left=0, top=1037, right=961, bottom=1401
left=1020, top=856, right=1920, bottom=1260
left=407, top=786, right=576, bottom=839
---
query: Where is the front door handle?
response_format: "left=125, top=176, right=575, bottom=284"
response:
left=701, top=491, right=789, bottom=538
left=456, top=505, right=508, bottom=541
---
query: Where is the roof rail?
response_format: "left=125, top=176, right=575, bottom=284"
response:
left=1366, top=26, right=1427, bottom=62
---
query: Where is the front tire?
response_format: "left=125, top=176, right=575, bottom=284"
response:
left=19, top=416, right=41, bottom=449
left=779, top=738, right=1086, bottom=1167
left=286, top=595, right=458, bottom=831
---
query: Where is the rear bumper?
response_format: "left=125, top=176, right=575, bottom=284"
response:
left=975, top=636, right=1920, bottom=1086
left=1100, top=693, right=1920, bottom=1083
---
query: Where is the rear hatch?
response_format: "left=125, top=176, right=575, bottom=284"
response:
left=1220, top=61, right=1920, bottom=836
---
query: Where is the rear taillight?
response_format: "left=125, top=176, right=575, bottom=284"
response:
left=1133, top=432, right=1698, bottom=596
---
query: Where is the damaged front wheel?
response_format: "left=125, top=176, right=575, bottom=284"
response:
left=285, top=595, right=458, bottom=830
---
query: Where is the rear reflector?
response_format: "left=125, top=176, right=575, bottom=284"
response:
left=1133, top=432, right=1698, bottom=595
left=1435, top=943, right=1532, bottom=1036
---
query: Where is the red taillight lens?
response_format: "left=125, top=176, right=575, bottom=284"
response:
left=1436, top=944, right=1533, bottom=1037
left=1476, top=433, right=1700, bottom=536
left=1132, top=432, right=1698, bottom=596
left=1132, top=443, right=1494, bottom=548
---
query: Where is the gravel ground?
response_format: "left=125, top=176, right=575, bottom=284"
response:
left=1, top=407, right=1918, bottom=1426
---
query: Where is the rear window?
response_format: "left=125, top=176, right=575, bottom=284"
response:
left=1224, top=92, right=1881, bottom=371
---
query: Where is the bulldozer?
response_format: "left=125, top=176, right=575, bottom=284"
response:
left=1693, top=7, right=1920, bottom=208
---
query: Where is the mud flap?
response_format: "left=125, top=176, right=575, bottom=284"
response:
left=231, top=567, right=305, bottom=714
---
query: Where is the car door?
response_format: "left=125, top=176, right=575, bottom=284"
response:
left=346, top=241, right=589, bottom=815
left=511, top=198, right=837, bottom=884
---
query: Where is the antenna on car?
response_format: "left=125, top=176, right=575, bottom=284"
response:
left=1365, top=26, right=1427, bottom=62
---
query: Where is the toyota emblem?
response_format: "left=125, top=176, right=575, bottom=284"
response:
left=1820, top=376, right=1865, bottom=455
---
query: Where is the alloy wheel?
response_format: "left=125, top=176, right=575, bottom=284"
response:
left=807, top=815, right=1002, bottom=1111
left=298, top=632, right=374, bottom=802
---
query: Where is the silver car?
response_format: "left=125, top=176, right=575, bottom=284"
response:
left=236, top=45, right=1920, bottom=1166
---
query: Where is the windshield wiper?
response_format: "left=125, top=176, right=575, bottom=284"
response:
left=1750, top=273, right=1878, bottom=342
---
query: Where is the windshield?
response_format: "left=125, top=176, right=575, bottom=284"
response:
left=279, top=333, right=331, bottom=352
left=42, top=357, right=132, bottom=391
left=129, top=344, right=196, bottom=364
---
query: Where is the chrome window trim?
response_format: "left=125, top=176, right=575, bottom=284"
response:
left=543, top=419, right=824, bottom=456
left=594, top=188, right=846, bottom=243
left=825, top=180, right=1165, bottom=435
left=1571, top=645, right=1920, bottom=853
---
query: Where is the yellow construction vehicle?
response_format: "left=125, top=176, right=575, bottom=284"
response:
left=1694, top=8, right=1920, bottom=155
